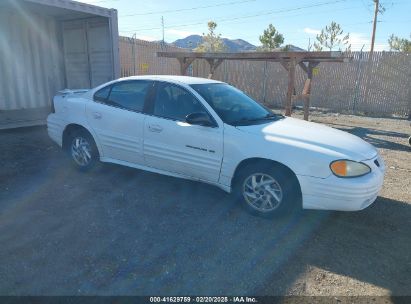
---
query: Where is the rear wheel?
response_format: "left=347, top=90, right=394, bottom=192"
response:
left=233, top=163, right=301, bottom=217
left=68, top=130, right=99, bottom=171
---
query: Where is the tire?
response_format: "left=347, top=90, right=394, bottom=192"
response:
left=408, top=136, right=411, bottom=146
left=233, top=162, right=301, bottom=217
left=67, top=129, right=99, bottom=171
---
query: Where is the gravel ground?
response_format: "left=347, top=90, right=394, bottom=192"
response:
left=0, top=113, right=410, bottom=299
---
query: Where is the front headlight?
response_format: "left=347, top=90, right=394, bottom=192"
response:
left=330, top=160, right=371, bottom=178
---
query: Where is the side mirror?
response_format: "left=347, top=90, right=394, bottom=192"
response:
left=186, top=112, right=215, bottom=127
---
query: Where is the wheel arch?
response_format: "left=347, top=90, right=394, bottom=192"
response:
left=231, top=157, right=302, bottom=196
left=62, top=124, right=101, bottom=156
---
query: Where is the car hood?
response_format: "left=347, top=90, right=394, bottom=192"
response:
left=236, top=117, right=378, bottom=161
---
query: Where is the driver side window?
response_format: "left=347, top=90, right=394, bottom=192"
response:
left=153, top=83, right=207, bottom=122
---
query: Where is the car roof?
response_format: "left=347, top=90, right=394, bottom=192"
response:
left=83, top=75, right=224, bottom=99
left=117, top=75, right=224, bottom=85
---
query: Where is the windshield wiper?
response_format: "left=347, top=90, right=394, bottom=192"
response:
left=231, top=113, right=280, bottom=125
left=260, top=113, right=278, bottom=119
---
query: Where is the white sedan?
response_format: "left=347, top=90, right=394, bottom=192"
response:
left=47, top=75, right=385, bottom=216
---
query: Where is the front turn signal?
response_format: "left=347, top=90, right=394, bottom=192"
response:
left=330, top=160, right=371, bottom=178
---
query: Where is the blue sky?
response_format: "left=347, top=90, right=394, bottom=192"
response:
left=83, top=0, right=411, bottom=51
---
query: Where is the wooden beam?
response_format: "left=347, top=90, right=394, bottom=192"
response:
left=164, top=52, right=344, bottom=120
left=280, top=60, right=289, bottom=71
left=298, top=62, right=309, bottom=75
left=177, top=57, right=194, bottom=75
left=206, top=58, right=224, bottom=79
left=157, top=51, right=349, bottom=62
left=285, top=58, right=297, bottom=116
left=302, top=62, right=316, bottom=120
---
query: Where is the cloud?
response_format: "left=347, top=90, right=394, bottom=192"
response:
left=373, top=43, right=389, bottom=51
left=166, top=29, right=200, bottom=38
left=347, top=32, right=389, bottom=51
left=301, top=29, right=389, bottom=51
left=348, top=32, right=369, bottom=50
left=303, top=27, right=321, bottom=35
left=135, top=35, right=157, bottom=41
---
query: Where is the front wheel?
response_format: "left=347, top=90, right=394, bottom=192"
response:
left=68, top=130, right=99, bottom=171
left=233, top=163, right=301, bottom=217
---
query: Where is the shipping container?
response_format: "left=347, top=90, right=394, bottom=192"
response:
left=0, top=0, right=120, bottom=129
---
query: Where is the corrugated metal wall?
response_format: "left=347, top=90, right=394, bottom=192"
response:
left=62, top=17, right=113, bottom=89
left=0, top=7, right=65, bottom=110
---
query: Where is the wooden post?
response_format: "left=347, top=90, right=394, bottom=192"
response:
left=177, top=58, right=194, bottom=76
left=302, top=62, right=316, bottom=120
left=285, top=58, right=296, bottom=116
left=261, top=61, right=268, bottom=103
left=206, top=59, right=224, bottom=79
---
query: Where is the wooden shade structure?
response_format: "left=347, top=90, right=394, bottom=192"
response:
left=157, top=51, right=351, bottom=120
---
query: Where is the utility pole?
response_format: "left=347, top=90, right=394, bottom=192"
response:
left=370, top=0, right=385, bottom=56
left=370, top=0, right=379, bottom=55
left=161, top=16, right=165, bottom=44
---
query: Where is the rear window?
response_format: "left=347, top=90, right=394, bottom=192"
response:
left=93, top=81, right=153, bottom=113
left=94, top=85, right=111, bottom=102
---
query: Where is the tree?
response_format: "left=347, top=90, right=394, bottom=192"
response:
left=388, top=34, right=411, bottom=52
left=258, top=24, right=284, bottom=51
left=313, top=21, right=350, bottom=51
left=194, top=21, right=226, bottom=52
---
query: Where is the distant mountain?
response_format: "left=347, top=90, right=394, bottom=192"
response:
left=172, top=35, right=203, bottom=49
left=172, top=35, right=257, bottom=52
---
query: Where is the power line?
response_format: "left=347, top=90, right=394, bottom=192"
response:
left=378, top=19, right=411, bottom=23
left=120, top=0, right=256, bottom=17
left=121, top=3, right=362, bottom=32
left=120, top=0, right=349, bottom=33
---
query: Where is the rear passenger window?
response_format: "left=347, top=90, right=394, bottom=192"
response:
left=107, top=81, right=152, bottom=112
left=94, top=85, right=111, bottom=102
left=94, top=81, right=152, bottom=112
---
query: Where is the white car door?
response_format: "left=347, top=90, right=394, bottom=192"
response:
left=86, top=80, right=154, bottom=164
left=143, top=82, right=223, bottom=183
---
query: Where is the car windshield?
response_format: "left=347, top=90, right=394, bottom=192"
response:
left=190, top=83, right=282, bottom=126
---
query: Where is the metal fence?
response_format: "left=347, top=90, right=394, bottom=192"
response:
left=119, top=39, right=411, bottom=117
left=192, top=51, right=411, bottom=117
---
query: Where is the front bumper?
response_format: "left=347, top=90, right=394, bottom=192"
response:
left=298, top=155, right=385, bottom=211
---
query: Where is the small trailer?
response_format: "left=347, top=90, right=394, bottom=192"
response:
left=0, top=0, right=120, bottom=129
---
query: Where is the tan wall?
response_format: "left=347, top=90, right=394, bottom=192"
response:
left=119, top=37, right=184, bottom=77
left=119, top=39, right=411, bottom=117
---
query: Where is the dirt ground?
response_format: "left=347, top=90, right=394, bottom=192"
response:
left=0, top=112, right=410, bottom=299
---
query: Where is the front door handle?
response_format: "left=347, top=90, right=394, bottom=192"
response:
left=148, top=124, right=163, bottom=133
left=93, top=112, right=102, bottom=119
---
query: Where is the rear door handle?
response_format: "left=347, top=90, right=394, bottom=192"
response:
left=93, top=112, right=102, bottom=119
left=148, top=124, right=163, bottom=133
